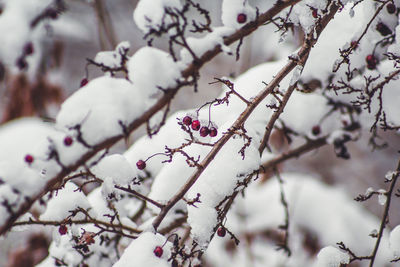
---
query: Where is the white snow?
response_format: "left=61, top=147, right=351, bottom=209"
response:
left=221, top=0, right=256, bottom=29
left=390, top=225, right=400, bottom=258
left=127, top=47, right=182, bottom=99
left=40, top=182, right=91, bottom=221
left=56, top=76, right=146, bottom=145
left=133, top=0, right=182, bottom=34
left=91, top=154, right=139, bottom=198
left=317, top=246, right=350, bottom=267
left=113, top=232, right=171, bottom=267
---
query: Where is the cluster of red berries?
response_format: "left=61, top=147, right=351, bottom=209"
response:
left=182, top=116, right=218, bottom=138
left=366, top=54, right=378, bottom=70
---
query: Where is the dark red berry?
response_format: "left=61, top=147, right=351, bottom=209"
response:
left=312, top=9, right=318, bottom=18
left=182, top=116, right=192, bottom=126
left=387, top=3, right=396, bottom=14
left=25, top=154, right=34, bottom=164
left=64, top=136, right=73, bottom=146
left=311, top=125, right=321, bottom=136
left=46, top=8, right=58, bottom=19
left=16, top=57, right=28, bottom=70
left=58, top=225, right=67, bottom=235
left=153, top=246, right=163, bottom=257
left=200, top=126, right=209, bottom=137
left=191, top=120, right=201, bottom=131
left=24, top=42, right=34, bottom=55
left=366, top=54, right=377, bottom=70
left=80, top=78, right=89, bottom=87
left=136, top=160, right=146, bottom=170
left=217, top=227, right=226, bottom=237
left=237, top=13, right=247, bottom=24
left=376, top=22, right=392, bottom=36
left=209, top=127, right=218, bottom=137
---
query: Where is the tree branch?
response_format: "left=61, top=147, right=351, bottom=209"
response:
left=0, top=0, right=301, bottom=236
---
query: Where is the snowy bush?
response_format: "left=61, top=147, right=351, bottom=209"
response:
left=1, top=0, right=400, bottom=266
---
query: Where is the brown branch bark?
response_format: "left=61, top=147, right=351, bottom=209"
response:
left=152, top=2, right=340, bottom=231
left=0, top=0, right=300, bottom=236
left=13, top=218, right=141, bottom=234
left=262, top=137, right=327, bottom=171
left=368, top=158, right=400, bottom=267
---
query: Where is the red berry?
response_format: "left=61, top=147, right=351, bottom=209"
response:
left=58, top=225, right=67, bottom=235
left=311, top=125, right=321, bottom=136
left=312, top=9, right=318, bottom=18
left=182, top=116, right=192, bottom=126
left=16, top=57, right=28, bottom=70
left=200, top=126, right=209, bottom=137
left=387, top=3, right=396, bottom=14
left=191, top=120, right=201, bottom=131
left=376, top=22, right=392, bottom=36
left=136, top=160, right=146, bottom=170
left=217, top=227, right=226, bottom=237
left=237, top=13, right=247, bottom=24
left=64, top=136, right=73, bottom=146
left=366, top=54, right=377, bottom=70
left=153, top=246, right=163, bottom=257
left=80, top=78, right=89, bottom=87
left=46, top=8, right=58, bottom=19
left=209, top=127, right=218, bottom=137
left=25, top=154, right=34, bottom=164
left=24, top=42, right=34, bottom=55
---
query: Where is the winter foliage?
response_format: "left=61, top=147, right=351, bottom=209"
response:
left=1, top=0, right=400, bottom=266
